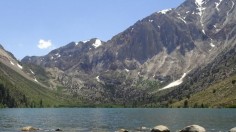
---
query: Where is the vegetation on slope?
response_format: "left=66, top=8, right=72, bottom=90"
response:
left=171, top=74, right=236, bottom=108
left=0, top=62, right=76, bottom=108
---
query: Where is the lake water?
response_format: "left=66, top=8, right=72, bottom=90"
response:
left=0, top=108, right=236, bottom=132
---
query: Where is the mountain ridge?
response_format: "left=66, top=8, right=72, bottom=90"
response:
left=19, top=0, right=236, bottom=107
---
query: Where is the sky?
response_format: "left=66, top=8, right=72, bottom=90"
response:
left=0, top=0, right=185, bottom=60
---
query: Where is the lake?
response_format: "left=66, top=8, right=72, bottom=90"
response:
left=0, top=108, right=236, bottom=132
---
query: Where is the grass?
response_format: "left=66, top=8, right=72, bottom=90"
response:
left=172, top=74, right=236, bottom=108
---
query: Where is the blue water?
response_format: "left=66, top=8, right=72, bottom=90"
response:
left=0, top=108, right=235, bottom=132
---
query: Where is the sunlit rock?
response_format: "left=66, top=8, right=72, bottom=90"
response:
left=151, top=125, right=170, bottom=132
left=179, top=125, right=206, bottom=132
left=119, top=128, right=128, bottom=132
left=21, top=126, right=38, bottom=131
left=229, top=127, right=236, bottom=132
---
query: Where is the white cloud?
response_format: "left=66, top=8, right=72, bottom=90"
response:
left=37, top=39, right=52, bottom=49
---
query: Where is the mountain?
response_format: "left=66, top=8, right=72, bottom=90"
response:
left=0, top=44, right=73, bottom=108
left=22, top=0, right=236, bottom=107
left=163, top=42, right=236, bottom=108
left=157, top=0, right=236, bottom=107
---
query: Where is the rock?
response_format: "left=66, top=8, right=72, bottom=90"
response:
left=229, top=127, right=236, bottom=132
left=55, top=128, right=62, bottom=131
left=179, top=125, right=206, bottom=132
left=151, top=125, right=170, bottom=132
left=21, top=126, right=38, bottom=131
left=119, top=129, right=128, bottom=132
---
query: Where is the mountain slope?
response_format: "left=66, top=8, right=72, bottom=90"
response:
left=21, top=0, right=236, bottom=107
left=172, top=74, right=236, bottom=108
left=0, top=45, right=74, bottom=108
left=162, top=43, right=236, bottom=108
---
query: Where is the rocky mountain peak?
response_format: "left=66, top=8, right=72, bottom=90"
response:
left=23, top=0, right=235, bottom=80
left=20, top=0, right=236, bottom=104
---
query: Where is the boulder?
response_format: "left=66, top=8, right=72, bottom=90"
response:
left=179, top=125, right=206, bottom=132
left=55, top=128, right=62, bottom=131
left=119, top=129, right=128, bottom=132
left=21, top=126, right=38, bottom=131
left=151, top=125, right=170, bottom=132
left=229, top=127, right=236, bottom=132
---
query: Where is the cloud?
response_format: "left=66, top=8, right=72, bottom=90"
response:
left=37, top=39, right=52, bottom=49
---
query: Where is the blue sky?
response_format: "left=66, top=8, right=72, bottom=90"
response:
left=0, top=0, right=185, bottom=60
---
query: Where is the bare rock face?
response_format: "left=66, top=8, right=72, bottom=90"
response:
left=151, top=125, right=170, bottom=132
left=179, top=125, right=206, bottom=132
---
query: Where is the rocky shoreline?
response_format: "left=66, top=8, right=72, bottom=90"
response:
left=21, top=125, right=236, bottom=132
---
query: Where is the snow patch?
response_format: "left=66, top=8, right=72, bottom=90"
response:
left=92, top=39, right=102, bottom=48
left=210, top=43, right=215, bottom=48
left=131, top=28, right=134, bottom=32
left=229, top=1, right=235, bottom=16
left=17, top=64, right=23, bottom=69
left=10, top=61, right=15, bottom=66
left=149, top=19, right=154, bottom=22
left=34, top=78, right=38, bottom=82
left=158, top=9, right=172, bottom=14
left=125, top=69, right=130, bottom=72
left=195, top=0, right=205, bottom=16
left=186, top=11, right=190, bottom=14
left=202, top=29, right=206, bottom=34
left=55, top=53, right=61, bottom=58
left=82, top=40, right=89, bottom=43
left=195, top=0, right=206, bottom=35
left=30, top=69, right=35, bottom=75
left=210, top=39, right=216, bottom=48
left=96, top=76, right=101, bottom=82
left=197, top=6, right=205, bottom=16
left=177, top=17, right=187, bottom=24
left=195, top=0, right=204, bottom=6
left=215, top=0, right=223, bottom=11
left=75, top=42, right=79, bottom=45
left=159, top=73, right=187, bottom=90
